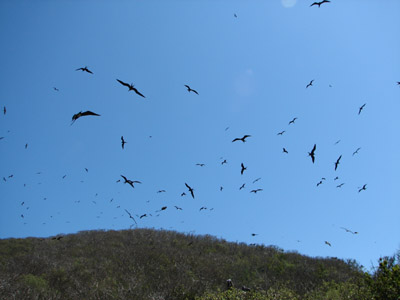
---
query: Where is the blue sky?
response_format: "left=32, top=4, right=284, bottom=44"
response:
left=1, top=0, right=399, bottom=271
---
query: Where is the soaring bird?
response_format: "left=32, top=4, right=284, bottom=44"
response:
left=340, top=227, right=358, bottom=234
left=124, top=209, right=137, bottom=225
left=288, top=117, right=297, bottom=125
left=157, top=190, right=166, bottom=193
left=199, top=207, right=207, bottom=211
left=283, top=148, right=288, bottom=154
left=196, top=163, right=205, bottom=167
left=220, top=186, right=223, bottom=191
left=76, top=66, right=93, bottom=74
left=358, top=103, right=366, bottom=115
left=334, top=155, right=342, bottom=171
left=120, top=175, right=141, bottom=188
left=116, top=79, right=145, bottom=98
left=352, top=147, right=361, bottom=156
left=241, top=163, right=247, bottom=175
left=336, top=183, right=345, bottom=188
left=3, top=106, right=6, bottom=115
left=325, top=241, right=332, bottom=247
left=308, top=144, right=316, bottom=163
left=310, top=0, right=330, bottom=7
left=185, top=183, right=195, bottom=199
left=53, top=87, right=59, bottom=91
left=306, top=79, right=314, bottom=88
left=358, top=184, right=367, bottom=193
left=71, top=111, right=100, bottom=124
left=251, top=233, right=258, bottom=236
left=239, top=183, right=245, bottom=190
left=121, top=136, right=127, bottom=149
left=252, top=177, right=261, bottom=184
left=184, top=85, right=199, bottom=95
left=140, top=214, right=147, bottom=219
left=250, top=189, right=263, bottom=193
left=232, top=135, right=251, bottom=143
left=277, top=131, right=285, bottom=136
left=174, top=206, right=183, bottom=210
left=25, top=143, right=28, bottom=149
left=181, top=192, right=186, bottom=197
left=221, top=159, right=227, bottom=165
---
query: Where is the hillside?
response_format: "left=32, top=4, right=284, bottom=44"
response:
left=0, top=229, right=397, bottom=299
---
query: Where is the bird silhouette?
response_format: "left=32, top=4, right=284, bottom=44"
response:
left=358, top=103, right=366, bottom=115
left=121, top=136, right=127, bottom=149
left=250, top=189, right=263, bottom=193
left=232, top=135, right=251, bottom=143
left=397, top=81, right=400, bottom=86
left=199, top=207, right=207, bottom=211
left=325, top=241, right=332, bottom=247
left=76, top=66, right=93, bottom=74
left=124, top=209, right=137, bottom=225
left=283, top=148, right=288, bottom=154
left=334, top=155, right=342, bottom=171
left=184, top=85, right=198, bottom=95
left=181, top=192, right=186, bottom=197
left=336, top=183, right=345, bottom=188
left=116, top=79, right=145, bottom=98
left=234, top=13, right=237, bottom=18
left=358, top=184, right=367, bottom=193
left=71, top=111, right=100, bottom=124
left=251, top=233, right=258, bottom=236
left=220, top=186, right=223, bottom=191
left=340, top=227, right=358, bottom=234
left=277, top=131, right=285, bottom=136
left=252, top=177, right=261, bottom=184
left=306, top=79, right=314, bottom=88
left=185, top=183, right=195, bottom=199
left=334, top=176, right=339, bottom=181
left=157, top=190, right=166, bottom=193
left=140, top=214, right=147, bottom=219
left=308, top=144, right=316, bottom=163
left=316, top=180, right=323, bottom=187
left=221, top=159, right=227, bottom=165
left=3, top=106, right=6, bottom=115
left=352, top=147, right=361, bottom=156
left=310, top=0, right=330, bottom=7
left=239, top=183, right=246, bottom=190
left=120, top=175, right=141, bottom=188
left=334, top=140, right=341, bottom=145
left=288, top=117, right=297, bottom=125
left=196, top=163, right=205, bottom=167
left=174, top=206, right=183, bottom=210
left=53, top=87, right=59, bottom=91
left=156, top=206, right=167, bottom=212
left=241, top=163, right=247, bottom=175
left=25, top=143, right=28, bottom=149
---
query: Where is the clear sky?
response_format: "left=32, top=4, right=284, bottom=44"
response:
left=1, top=0, right=399, bottom=271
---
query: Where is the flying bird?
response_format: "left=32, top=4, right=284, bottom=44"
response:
left=316, top=180, right=323, bottom=187
left=308, top=144, right=316, bottom=163
left=120, top=175, right=141, bottom=188
left=25, top=143, right=28, bottom=149
left=252, top=177, right=261, bottom=184
left=334, top=155, right=342, bottom=171
left=53, top=87, right=59, bottom=91
left=288, top=117, right=297, bottom=125
left=251, top=233, right=258, bottom=236
left=3, top=106, right=6, bottom=115
left=181, top=192, right=186, bottom=197
left=310, top=0, right=330, bottom=7
left=239, top=183, right=246, bottom=190
left=234, top=13, right=237, bottom=18
left=124, top=209, right=137, bottom=225
left=221, top=159, right=227, bottom=165
left=232, top=135, right=251, bottom=143
left=220, top=186, right=223, bottom=191
left=306, top=79, right=314, bottom=88
left=140, top=214, right=147, bottom=219
left=174, top=206, right=183, bottom=210
left=334, top=140, right=341, bottom=145
left=76, top=66, right=93, bottom=74
left=358, top=103, right=366, bottom=115
left=184, top=85, right=199, bottom=95
left=156, top=206, right=167, bottom=212
left=397, top=82, right=400, bottom=86
left=277, top=131, right=285, bottom=136
left=196, top=163, right=205, bottom=167
left=116, top=79, right=145, bottom=98
left=340, top=227, right=358, bottom=234
left=240, top=163, right=247, bottom=175
left=199, top=207, right=207, bottom=211
left=250, top=189, right=263, bottom=193
left=336, top=183, right=345, bottom=188
left=71, top=111, right=100, bottom=124
left=352, top=147, right=361, bottom=156
left=185, top=183, right=195, bottom=199
left=121, top=136, right=127, bottom=149
left=358, top=184, right=367, bottom=193
left=283, top=148, right=288, bottom=154
left=325, top=241, right=332, bottom=247
left=157, top=190, right=166, bottom=193
left=85, top=168, right=88, bottom=172
left=334, top=176, right=339, bottom=181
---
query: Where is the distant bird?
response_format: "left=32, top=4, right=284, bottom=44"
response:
left=220, top=186, right=223, bottom=191
left=325, top=241, right=332, bottom=247
left=358, top=103, right=366, bottom=115
left=181, top=192, right=186, bottom=197
left=308, top=144, right=316, bottom=163
left=124, top=209, right=137, bottom=225
left=334, top=176, right=339, bottom=181
left=221, top=159, right=227, bottom=165
left=52, top=236, right=63, bottom=241
left=199, top=207, right=207, bottom=211
left=334, top=140, right=341, bottom=145
left=121, top=136, right=127, bottom=149
left=120, top=175, right=142, bottom=188
left=174, top=206, right=183, bottom=210
left=250, top=189, right=263, bottom=193
left=116, top=79, right=145, bottom=98
left=185, top=183, right=195, bottom=199
left=25, top=143, right=28, bottom=149
left=184, top=85, right=198, bottom=95
left=234, top=13, right=237, bottom=18
left=157, top=206, right=167, bottom=212
left=310, top=0, right=330, bottom=7
left=252, top=177, right=261, bottom=184
left=157, top=190, right=166, bottom=193
left=76, top=66, right=93, bottom=74
left=240, top=163, right=247, bottom=175
left=53, top=87, right=59, bottom=91
left=334, top=155, right=342, bottom=171
left=3, top=106, right=6, bottom=115
left=0, top=137, right=4, bottom=140
left=71, top=111, right=100, bottom=124
left=251, top=233, right=258, bottom=236
left=62, top=175, right=67, bottom=179
left=288, top=117, right=297, bottom=125
left=358, top=184, right=367, bottom=193
left=283, top=148, right=288, bottom=154
left=306, top=79, right=314, bottom=88
left=340, top=227, right=358, bottom=234
left=85, top=168, right=88, bottom=172
left=140, top=214, right=147, bottom=219
left=352, top=147, right=361, bottom=156
left=196, top=163, right=205, bottom=167
left=277, top=130, right=285, bottom=136
left=21, top=202, right=24, bottom=206
left=232, top=135, right=251, bottom=143
left=397, top=81, right=400, bottom=86
left=336, top=183, right=345, bottom=188
left=2, top=177, right=6, bottom=182
left=21, top=214, right=24, bottom=218
left=316, top=180, right=323, bottom=187
left=239, top=183, right=246, bottom=190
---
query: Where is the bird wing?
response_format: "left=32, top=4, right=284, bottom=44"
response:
left=192, top=89, right=199, bottom=95
left=117, top=79, right=130, bottom=87
left=232, top=138, right=240, bottom=142
left=81, top=111, right=100, bottom=117
left=86, top=69, right=93, bottom=74
left=133, top=87, right=146, bottom=98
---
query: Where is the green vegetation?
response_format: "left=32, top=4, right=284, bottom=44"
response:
left=0, top=229, right=398, bottom=299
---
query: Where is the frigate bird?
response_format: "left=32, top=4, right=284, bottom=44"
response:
left=3, top=106, right=6, bottom=115
left=358, top=184, right=367, bottom=193
left=277, top=131, right=285, bottom=136
left=352, top=147, right=361, bottom=156
left=174, top=206, right=183, bottom=210
left=340, top=227, right=358, bottom=234
left=185, top=183, right=195, bottom=199
left=306, top=79, right=314, bottom=88
left=250, top=189, right=263, bottom=193
left=308, top=144, right=316, bottom=163
left=232, top=135, right=251, bottom=143
left=76, top=66, right=93, bottom=74
left=334, top=155, right=342, bottom=171
left=336, top=183, right=345, bottom=188
left=252, top=177, right=261, bottom=184
left=325, top=241, right=332, bottom=247
left=358, top=103, right=366, bottom=115
left=283, top=148, right=288, bottom=154
left=184, top=85, right=198, bottom=94
left=288, top=117, right=297, bottom=125
left=53, top=87, right=59, bottom=91
left=120, top=175, right=141, bottom=188
left=241, top=163, right=247, bottom=175
left=310, top=0, right=330, bottom=7
left=124, top=209, right=137, bottom=225
left=196, top=163, right=205, bottom=167
left=239, top=183, right=245, bottom=190
left=71, top=111, right=100, bottom=124
left=121, top=136, right=127, bottom=149
left=221, top=159, right=227, bottom=165
left=116, top=79, right=146, bottom=98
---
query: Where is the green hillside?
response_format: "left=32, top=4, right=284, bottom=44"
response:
left=0, top=229, right=398, bottom=299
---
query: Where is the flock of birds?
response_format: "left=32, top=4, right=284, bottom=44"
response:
left=2, top=1, right=399, bottom=250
